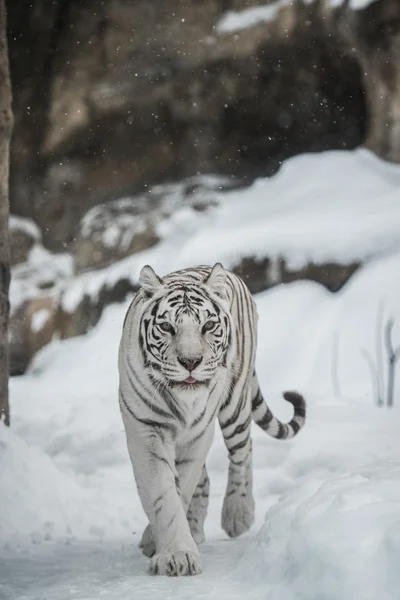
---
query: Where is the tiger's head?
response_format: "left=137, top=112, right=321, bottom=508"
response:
left=138, top=263, right=232, bottom=390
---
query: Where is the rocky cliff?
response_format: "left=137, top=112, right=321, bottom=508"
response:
left=8, top=0, right=389, bottom=250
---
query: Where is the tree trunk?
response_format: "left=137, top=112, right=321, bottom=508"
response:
left=0, top=0, right=13, bottom=426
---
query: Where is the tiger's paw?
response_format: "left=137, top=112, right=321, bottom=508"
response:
left=221, top=491, right=255, bottom=538
left=149, top=550, right=202, bottom=576
left=139, top=524, right=155, bottom=558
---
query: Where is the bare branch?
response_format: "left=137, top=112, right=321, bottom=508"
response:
left=384, top=317, right=400, bottom=408
left=375, top=299, right=386, bottom=407
left=384, top=318, right=395, bottom=359
left=361, top=348, right=383, bottom=407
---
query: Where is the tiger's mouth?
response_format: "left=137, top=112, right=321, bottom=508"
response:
left=168, top=376, right=209, bottom=388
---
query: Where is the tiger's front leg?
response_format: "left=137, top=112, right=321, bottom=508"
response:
left=141, top=464, right=210, bottom=557
left=124, top=424, right=200, bottom=576
left=178, top=424, right=215, bottom=543
left=140, top=429, right=214, bottom=561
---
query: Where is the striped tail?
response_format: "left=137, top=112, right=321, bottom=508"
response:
left=251, top=386, right=306, bottom=440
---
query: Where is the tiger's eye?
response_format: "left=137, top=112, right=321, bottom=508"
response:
left=159, top=322, right=175, bottom=334
left=202, top=320, right=216, bottom=334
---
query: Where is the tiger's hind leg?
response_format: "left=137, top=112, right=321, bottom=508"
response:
left=219, top=390, right=255, bottom=538
left=221, top=441, right=254, bottom=538
left=187, top=465, right=210, bottom=545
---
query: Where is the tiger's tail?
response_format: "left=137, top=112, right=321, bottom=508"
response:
left=251, top=381, right=306, bottom=440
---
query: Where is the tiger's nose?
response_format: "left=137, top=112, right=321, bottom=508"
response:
left=177, top=356, right=202, bottom=372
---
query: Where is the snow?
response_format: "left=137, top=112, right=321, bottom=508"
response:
left=349, top=0, right=375, bottom=7
left=238, top=463, right=400, bottom=600
left=31, top=309, right=50, bottom=333
left=2, top=147, right=400, bottom=598
left=53, top=149, right=400, bottom=316
left=0, top=422, right=127, bottom=550
left=172, top=150, right=400, bottom=272
left=9, top=215, right=42, bottom=242
left=256, top=253, right=400, bottom=402
left=217, top=0, right=375, bottom=34
left=216, top=2, right=291, bottom=33
left=10, top=244, right=73, bottom=314
left=331, top=0, right=374, bottom=9
left=79, top=197, right=150, bottom=250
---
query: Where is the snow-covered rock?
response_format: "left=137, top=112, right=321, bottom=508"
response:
left=9, top=215, right=42, bottom=266
left=73, top=176, right=224, bottom=273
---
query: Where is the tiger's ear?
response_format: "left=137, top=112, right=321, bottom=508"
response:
left=139, top=265, right=163, bottom=297
left=204, top=263, right=227, bottom=299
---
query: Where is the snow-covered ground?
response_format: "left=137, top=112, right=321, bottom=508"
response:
left=2, top=148, right=400, bottom=599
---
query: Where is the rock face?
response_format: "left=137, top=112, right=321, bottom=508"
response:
left=9, top=276, right=140, bottom=376
left=233, top=256, right=360, bottom=295
left=6, top=0, right=369, bottom=250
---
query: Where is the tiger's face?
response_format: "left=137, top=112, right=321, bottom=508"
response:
left=138, top=264, right=232, bottom=389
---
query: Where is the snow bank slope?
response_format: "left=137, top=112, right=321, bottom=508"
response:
left=173, top=150, right=400, bottom=271
left=238, top=464, right=400, bottom=600
left=0, top=422, right=131, bottom=549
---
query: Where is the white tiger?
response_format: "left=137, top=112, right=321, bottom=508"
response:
left=118, top=263, right=306, bottom=576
